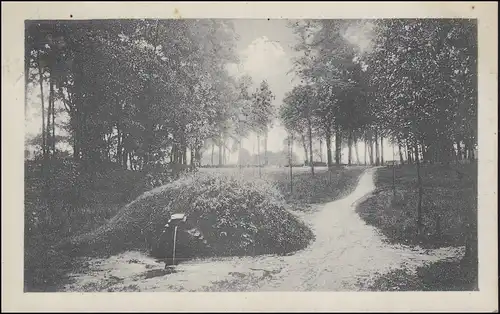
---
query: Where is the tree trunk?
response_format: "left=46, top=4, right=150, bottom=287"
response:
left=171, top=143, right=176, bottom=164
left=444, top=138, right=453, bottom=165
left=116, top=125, right=122, bottom=164
left=211, top=143, right=215, bottom=166
left=46, top=82, right=52, bottom=157
left=397, top=137, right=404, bottom=165
left=308, top=119, right=314, bottom=176
left=374, top=129, right=380, bottom=166
left=178, top=143, right=183, bottom=165
left=364, top=140, right=367, bottom=166
left=414, top=137, right=424, bottom=237
left=407, top=140, right=413, bottom=164
left=264, top=131, right=268, bottom=166
left=452, top=141, right=458, bottom=164
left=456, top=140, right=462, bottom=162
left=123, top=149, right=129, bottom=170
left=73, top=117, right=80, bottom=161
left=335, top=127, right=342, bottom=165
left=238, top=138, right=242, bottom=168
left=38, top=61, right=46, bottom=160
left=222, top=141, right=226, bottom=166
left=196, top=146, right=202, bottom=167
left=190, top=148, right=195, bottom=171
left=420, top=138, right=427, bottom=163
left=380, top=135, right=384, bottom=165
left=218, top=136, right=223, bottom=166
left=354, top=139, right=360, bottom=165
left=257, top=134, right=261, bottom=177
left=347, top=130, right=352, bottom=166
left=326, top=131, right=333, bottom=168
left=468, top=141, right=475, bottom=161
left=301, top=133, right=308, bottom=165
left=183, top=143, right=188, bottom=165
left=50, top=76, right=56, bottom=155
left=368, top=138, right=374, bottom=165
left=319, top=138, right=323, bottom=163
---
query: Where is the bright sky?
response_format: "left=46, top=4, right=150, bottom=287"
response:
left=228, top=19, right=299, bottom=161
left=25, top=19, right=397, bottom=164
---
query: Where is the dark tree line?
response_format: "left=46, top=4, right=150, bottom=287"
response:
left=281, top=20, right=476, bottom=173
left=27, top=20, right=262, bottom=174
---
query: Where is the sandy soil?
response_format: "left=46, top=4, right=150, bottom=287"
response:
left=62, top=168, right=464, bottom=292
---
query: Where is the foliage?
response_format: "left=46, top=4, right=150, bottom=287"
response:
left=250, top=80, right=276, bottom=135
left=283, top=19, right=477, bottom=166
left=364, top=19, right=477, bottom=161
left=25, top=19, right=245, bottom=169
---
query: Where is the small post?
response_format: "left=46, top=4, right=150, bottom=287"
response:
left=172, top=226, right=178, bottom=265
left=164, top=213, right=187, bottom=269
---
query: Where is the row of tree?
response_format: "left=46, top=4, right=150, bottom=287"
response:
left=280, top=19, right=477, bottom=260
left=25, top=19, right=275, bottom=175
left=280, top=19, right=477, bottom=175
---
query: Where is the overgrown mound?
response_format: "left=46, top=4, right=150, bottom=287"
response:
left=66, top=172, right=314, bottom=260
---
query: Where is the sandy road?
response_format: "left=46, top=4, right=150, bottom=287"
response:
left=63, top=168, right=463, bottom=292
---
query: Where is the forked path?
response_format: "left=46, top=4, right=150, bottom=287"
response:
left=64, top=168, right=463, bottom=292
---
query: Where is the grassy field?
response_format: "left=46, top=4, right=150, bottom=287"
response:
left=25, top=164, right=365, bottom=292
left=356, top=162, right=478, bottom=291
left=201, top=166, right=366, bottom=208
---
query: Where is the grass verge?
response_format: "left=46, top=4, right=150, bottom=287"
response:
left=355, top=162, right=478, bottom=291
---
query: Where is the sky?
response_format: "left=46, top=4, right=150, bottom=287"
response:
left=228, top=19, right=300, bottom=161
left=24, top=19, right=397, bottom=164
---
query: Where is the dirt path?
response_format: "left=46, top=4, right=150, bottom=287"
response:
left=63, top=168, right=464, bottom=292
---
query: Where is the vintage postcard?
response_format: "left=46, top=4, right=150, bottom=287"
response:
left=2, top=1, right=498, bottom=312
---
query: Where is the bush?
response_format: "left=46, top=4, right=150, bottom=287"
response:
left=24, top=159, right=192, bottom=291
left=66, top=172, right=315, bottom=260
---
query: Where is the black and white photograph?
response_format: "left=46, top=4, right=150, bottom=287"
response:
left=2, top=1, right=498, bottom=312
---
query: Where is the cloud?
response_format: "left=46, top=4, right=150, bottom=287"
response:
left=342, top=21, right=377, bottom=55
left=241, top=36, right=287, bottom=76
left=225, top=36, right=297, bottom=157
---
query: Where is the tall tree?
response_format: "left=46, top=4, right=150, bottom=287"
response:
left=250, top=80, right=275, bottom=167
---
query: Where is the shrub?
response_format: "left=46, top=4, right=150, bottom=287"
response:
left=66, top=172, right=315, bottom=260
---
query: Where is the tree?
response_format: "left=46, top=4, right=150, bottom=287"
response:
left=25, top=19, right=241, bottom=174
left=363, top=19, right=478, bottom=238
left=250, top=80, right=275, bottom=169
left=281, top=84, right=316, bottom=175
